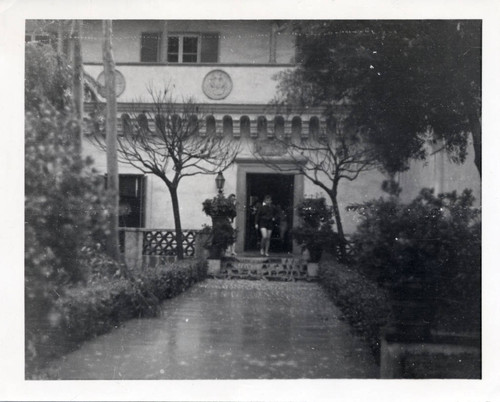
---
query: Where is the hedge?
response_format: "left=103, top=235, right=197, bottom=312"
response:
left=26, top=259, right=207, bottom=378
left=319, top=256, right=392, bottom=362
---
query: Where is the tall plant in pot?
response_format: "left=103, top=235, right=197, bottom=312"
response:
left=292, top=197, right=337, bottom=277
left=202, top=194, right=236, bottom=260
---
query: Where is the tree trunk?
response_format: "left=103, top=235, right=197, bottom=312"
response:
left=71, top=19, right=83, bottom=151
left=471, top=119, right=481, bottom=178
left=103, top=20, right=120, bottom=261
left=328, top=187, right=347, bottom=262
left=168, top=185, right=185, bottom=260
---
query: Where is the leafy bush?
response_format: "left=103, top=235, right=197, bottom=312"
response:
left=26, top=260, right=207, bottom=378
left=202, top=194, right=237, bottom=219
left=25, top=104, right=111, bottom=286
left=349, top=188, right=481, bottom=333
left=319, top=256, right=392, bottom=361
left=25, top=103, right=113, bottom=376
left=25, top=43, right=72, bottom=114
left=292, top=197, right=338, bottom=262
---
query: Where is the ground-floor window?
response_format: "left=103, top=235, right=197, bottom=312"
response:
left=119, top=174, right=145, bottom=228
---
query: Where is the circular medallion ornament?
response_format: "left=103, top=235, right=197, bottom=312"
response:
left=96, top=70, right=126, bottom=98
left=202, top=70, right=232, bottom=100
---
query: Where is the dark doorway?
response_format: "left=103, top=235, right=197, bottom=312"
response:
left=245, top=173, right=294, bottom=253
left=119, top=175, right=145, bottom=228
left=118, top=175, right=145, bottom=252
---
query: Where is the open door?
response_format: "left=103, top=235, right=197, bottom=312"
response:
left=245, top=173, right=294, bottom=253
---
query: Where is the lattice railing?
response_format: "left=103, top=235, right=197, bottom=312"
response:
left=142, top=229, right=197, bottom=257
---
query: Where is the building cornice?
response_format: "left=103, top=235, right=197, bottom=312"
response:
left=84, top=102, right=334, bottom=117
left=84, top=62, right=296, bottom=68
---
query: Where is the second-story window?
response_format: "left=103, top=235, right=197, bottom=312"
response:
left=167, top=35, right=199, bottom=63
left=141, top=32, right=161, bottom=62
left=141, top=31, right=219, bottom=63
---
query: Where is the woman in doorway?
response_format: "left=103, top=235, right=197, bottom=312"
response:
left=255, top=195, right=275, bottom=257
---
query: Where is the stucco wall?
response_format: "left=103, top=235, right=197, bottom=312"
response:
left=81, top=20, right=296, bottom=64
left=398, top=136, right=481, bottom=204
left=83, top=132, right=480, bottom=239
left=79, top=20, right=480, bottom=241
left=84, top=64, right=290, bottom=104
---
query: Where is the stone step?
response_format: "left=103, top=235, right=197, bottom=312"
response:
left=216, top=256, right=314, bottom=281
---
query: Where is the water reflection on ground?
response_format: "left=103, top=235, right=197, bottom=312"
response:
left=45, top=280, right=379, bottom=379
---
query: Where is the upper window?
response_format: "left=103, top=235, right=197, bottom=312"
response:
left=167, top=35, right=199, bottom=63
left=141, top=32, right=161, bottom=62
left=141, top=32, right=219, bottom=63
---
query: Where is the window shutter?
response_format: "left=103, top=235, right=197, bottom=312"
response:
left=200, top=33, right=219, bottom=63
left=141, top=32, right=161, bottom=62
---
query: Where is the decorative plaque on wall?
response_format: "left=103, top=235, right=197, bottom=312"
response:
left=202, top=70, right=233, bottom=100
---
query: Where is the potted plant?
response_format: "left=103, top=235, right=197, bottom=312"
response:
left=202, top=194, right=236, bottom=274
left=292, top=197, right=336, bottom=278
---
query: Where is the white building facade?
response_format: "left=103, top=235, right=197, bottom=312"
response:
left=26, top=20, right=481, bottom=255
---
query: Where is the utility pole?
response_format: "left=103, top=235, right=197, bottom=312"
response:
left=102, top=20, right=120, bottom=261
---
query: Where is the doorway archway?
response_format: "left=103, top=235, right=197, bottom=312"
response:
left=234, top=160, right=304, bottom=255
left=245, top=173, right=294, bottom=252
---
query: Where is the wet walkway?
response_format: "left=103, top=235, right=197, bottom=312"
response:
left=45, top=280, right=379, bottom=379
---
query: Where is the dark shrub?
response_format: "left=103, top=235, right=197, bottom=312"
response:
left=292, top=197, right=338, bottom=262
left=319, top=256, right=392, bottom=361
left=349, top=188, right=481, bottom=333
left=202, top=194, right=236, bottom=258
left=25, top=104, right=112, bottom=374
left=26, top=260, right=207, bottom=378
left=25, top=43, right=72, bottom=113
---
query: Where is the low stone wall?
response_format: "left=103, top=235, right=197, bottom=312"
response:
left=121, top=228, right=202, bottom=268
left=380, top=329, right=481, bottom=378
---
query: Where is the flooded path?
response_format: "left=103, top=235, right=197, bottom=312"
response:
left=45, top=280, right=379, bottom=379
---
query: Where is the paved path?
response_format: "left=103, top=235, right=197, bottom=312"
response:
left=45, top=280, right=379, bottom=379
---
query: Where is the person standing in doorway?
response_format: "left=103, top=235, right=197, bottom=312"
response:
left=255, top=195, right=275, bottom=257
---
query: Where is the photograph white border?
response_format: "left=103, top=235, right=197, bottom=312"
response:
left=1, top=0, right=499, bottom=400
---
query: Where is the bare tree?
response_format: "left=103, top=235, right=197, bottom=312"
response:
left=254, top=112, right=379, bottom=260
left=91, top=88, right=239, bottom=259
